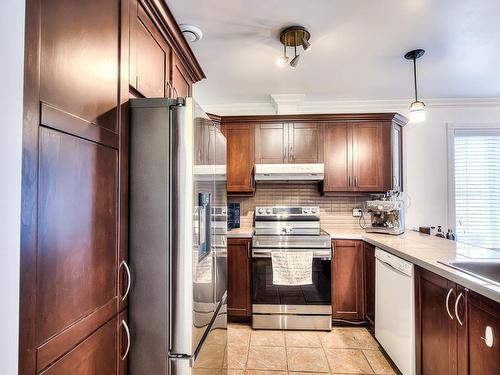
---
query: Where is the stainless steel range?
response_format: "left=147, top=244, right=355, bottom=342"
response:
left=252, top=206, right=332, bottom=330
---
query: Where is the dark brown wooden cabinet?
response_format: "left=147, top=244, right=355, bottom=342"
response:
left=227, top=238, right=252, bottom=321
left=331, top=240, right=364, bottom=321
left=323, top=121, right=398, bottom=193
left=254, top=123, right=288, bottom=164
left=459, top=289, right=500, bottom=375
left=363, top=242, right=375, bottom=329
left=171, top=53, right=192, bottom=97
left=415, top=267, right=500, bottom=375
left=130, top=1, right=170, bottom=98
left=415, top=267, right=458, bottom=375
left=21, top=0, right=204, bottom=373
left=222, top=124, right=255, bottom=194
left=288, top=122, right=321, bottom=163
left=254, top=122, right=321, bottom=164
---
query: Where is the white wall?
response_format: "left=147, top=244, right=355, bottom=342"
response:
left=403, top=104, right=500, bottom=230
left=200, top=97, right=500, bottom=231
left=0, top=0, right=25, bottom=373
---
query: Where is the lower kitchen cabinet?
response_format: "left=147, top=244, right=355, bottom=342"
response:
left=332, top=240, right=364, bottom=321
left=460, top=290, right=500, bottom=375
left=227, top=238, right=252, bottom=321
left=40, top=313, right=129, bottom=375
left=363, top=242, right=375, bottom=329
left=415, top=266, right=500, bottom=375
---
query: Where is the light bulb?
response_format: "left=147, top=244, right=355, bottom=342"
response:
left=276, top=56, right=288, bottom=67
left=301, top=36, right=312, bottom=52
left=289, top=54, right=300, bottom=68
left=409, top=100, right=426, bottom=123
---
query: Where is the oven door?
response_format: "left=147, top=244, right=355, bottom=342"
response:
left=252, top=249, right=331, bottom=307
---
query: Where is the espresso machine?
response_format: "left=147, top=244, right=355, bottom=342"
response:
left=365, top=193, right=405, bottom=235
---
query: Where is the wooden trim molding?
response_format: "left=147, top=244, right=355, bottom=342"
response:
left=217, top=112, right=408, bottom=125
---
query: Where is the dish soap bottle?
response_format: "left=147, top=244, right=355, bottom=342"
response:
left=446, top=229, right=456, bottom=240
left=435, top=226, right=445, bottom=238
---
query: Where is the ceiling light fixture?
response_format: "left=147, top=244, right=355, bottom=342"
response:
left=404, top=49, right=426, bottom=123
left=179, top=24, right=203, bottom=43
left=277, top=26, right=311, bottom=69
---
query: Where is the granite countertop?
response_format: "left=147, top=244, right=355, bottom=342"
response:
left=227, top=226, right=500, bottom=303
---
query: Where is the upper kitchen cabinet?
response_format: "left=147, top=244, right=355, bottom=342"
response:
left=171, top=53, right=192, bottom=97
left=254, top=123, right=288, bottom=163
left=322, top=114, right=406, bottom=193
left=254, top=122, right=321, bottom=164
left=288, top=122, right=322, bottom=163
left=128, top=0, right=204, bottom=98
left=222, top=123, right=255, bottom=194
left=130, top=1, right=170, bottom=98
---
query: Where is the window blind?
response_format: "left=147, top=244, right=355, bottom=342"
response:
left=454, top=130, right=500, bottom=250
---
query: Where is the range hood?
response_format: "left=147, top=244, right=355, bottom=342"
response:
left=254, top=163, right=324, bottom=182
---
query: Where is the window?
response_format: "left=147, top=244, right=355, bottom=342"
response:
left=448, top=124, right=500, bottom=250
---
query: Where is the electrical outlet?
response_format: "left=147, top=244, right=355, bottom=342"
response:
left=352, top=208, right=362, bottom=217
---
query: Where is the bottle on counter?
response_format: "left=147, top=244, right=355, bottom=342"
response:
left=435, top=225, right=445, bottom=238
left=446, top=229, right=456, bottom=240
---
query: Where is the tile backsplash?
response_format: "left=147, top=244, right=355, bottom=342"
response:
left=229, top=183, right=371, bottom=229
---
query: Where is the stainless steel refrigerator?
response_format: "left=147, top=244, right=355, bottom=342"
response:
left=128, top=98, right=227, bottom=374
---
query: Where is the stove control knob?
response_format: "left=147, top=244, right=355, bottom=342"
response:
left=303, top=208, right=310, bottom=214
left=258, top=208, right=264, bottom=214
left=266, top=208, right=272, bottom=214
left=311, top=208, right=317, bottom=214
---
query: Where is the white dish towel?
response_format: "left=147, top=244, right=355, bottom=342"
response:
left=271, top=251, right=313, bottom=286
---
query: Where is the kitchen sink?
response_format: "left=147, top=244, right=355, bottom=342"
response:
left=440, top=260, right=500, bottom=287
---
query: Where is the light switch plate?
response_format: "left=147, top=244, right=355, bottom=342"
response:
left=352, top=208, right=362, bottom=217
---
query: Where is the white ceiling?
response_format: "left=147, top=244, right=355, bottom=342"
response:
left=167, top=0, right=500, bottom=105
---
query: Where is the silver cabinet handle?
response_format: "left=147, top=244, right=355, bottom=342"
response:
left=348, top=176, right=351, bottom=188
left=120, top=320, right=131, bottom=360
left=120, top=260, right=131, bottom=301
left=446, top=288, right=454, bottom=320
left=355, top=176, right=359, bottom=188
left=247, top=241, right=251, bottom=258
left=172, top=86, right=179, bottom=99
left=455, top=292, right=464, bottom=326
left=289, top=146, right=294, bottom=160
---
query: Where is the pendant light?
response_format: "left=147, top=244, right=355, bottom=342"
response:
left=277, top=26, right=311, bottom=69
left=404, top=49, right=426, bottom=123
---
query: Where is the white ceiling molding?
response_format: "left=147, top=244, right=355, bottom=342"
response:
left=200, top=96, right=500, bottom=116
left=270, top=94, right=306, bottom=114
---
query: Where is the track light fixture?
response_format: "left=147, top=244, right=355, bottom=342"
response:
left=404, top=49, right=426, bottom=123
left=277, top=26, right=311, bottom=68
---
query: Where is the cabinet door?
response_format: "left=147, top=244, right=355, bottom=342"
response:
left=415, top=267, right=457, bottom=375
left=332, top=240, right=364, bottom=320
left=288, top=122, right=320, bottom=163
left=41, top=317, right=119, bottom=375
left=227, top=239, right=252, bottom=320
left=352, top=122, right=390, bottom=192
left=222, top=124, right=255, bottom=194
left=131, top=2, right=169, bottom=98
left=363, top=242, right=375, bottom=328
left=459, top=290, right=500, bottom=375
left=171, top=54, right=192, bottom=98
left=322, top=123, right=352, bottom=192
left=254, top=123, right=287, bottom=164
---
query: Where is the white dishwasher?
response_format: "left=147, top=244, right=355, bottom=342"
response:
left=375, top=248, right=415, bottom=375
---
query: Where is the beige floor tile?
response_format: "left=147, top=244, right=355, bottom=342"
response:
left=193, top=369, right=222, bottom=375
left=287, top=347, right=330, bottom=373
left=352, top=330, right=380, bottom=350
left=325, top=348, right=374, bottom=374
left=194, top=344, right=226, bottom=369
left=225, top=370, right=246, bottom=375
left=246, top=346, right=287, bottom=371
left=206, top=328, right=228, bottom=346
left=250, top=330, right=285, bottom=347
left=362, top=350, right=396, bottom=374
left=319, top=329, right=360, bottom=349
left=227, top=345, right=249, bottom=369
left=245, top=371, right=287, bottom=375
left=228, top=324, right=252, bottom=346
left=285, top=331, right=321, bottom=348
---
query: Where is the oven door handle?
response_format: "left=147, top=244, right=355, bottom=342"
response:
left=251, top=249, right=331, bottom=260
